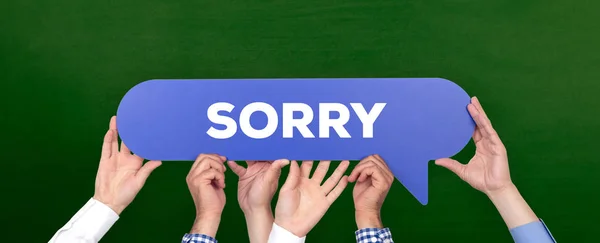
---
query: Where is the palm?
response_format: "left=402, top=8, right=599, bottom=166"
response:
left=274, top=161, right=349, bottom=237
left=275, top=177, right=331, bottom=235
left=237, top=162, right=273, bottom=210
left=94, top=116, right=162, bottom=214
left=435, top=97, right=512, bottom=195
left=279, top=178, right=328, bottom=219
left=463, top=137, right=510, bottom=193
left=100, top=154, right=144, bottom=200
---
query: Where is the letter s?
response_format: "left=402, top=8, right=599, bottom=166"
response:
left=206, top=102, right=237, bottom=139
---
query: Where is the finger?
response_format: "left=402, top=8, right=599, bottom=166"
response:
left=371, top=155, right=394, bottom=181
left=265, top=159, right=290, bottom=182
left=469, top=104, right=504, bottom=145
left=281, top=160, right=301, bottom=191
left=357, top=165, right=376, bottom=182
left=373, top=154, right=388, bottom=168
left=109, top=117, right=119, bottom=157
left=360, top=155, right=389, bottom=176
left=190, top=154, right=224, bottom=174
left=356, top=166, right=390, bottom=190
left=227, top=161, right=246, bottom=176
left=434, top=158, right=466, bottom=179
left=349, top=159, right=394, bottom=182
left=469, top=98, right=501, bottom=139
left=194, top=157, right=227, bottom=176
left=472, top=127, right=483, bottom=143
left=100, top=129, right=114, bottom=160
left=311, top=161, right=331, bottom=184
left=471, top=96, right=490, bottom=119
left=136, top=160, right=162, bottom=185
left=189, top=154, right=209, bottom=175
left=120, top=142, right=131, bottom=155
left=198, top=168, right=226, bottom=188
left=349, top=160, right=376, bottom=182
left=468, top=104, right=490, bottom=137
left=300, top=161, right=314, bottom=178
left=326, top=175, right=349, bottom=205
left=109, top=116, right=117, bottom=129
left=321, top=160, right=350, bottom=194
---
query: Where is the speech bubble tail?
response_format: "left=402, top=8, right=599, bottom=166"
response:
left=384, top=155, right=429, bottom=205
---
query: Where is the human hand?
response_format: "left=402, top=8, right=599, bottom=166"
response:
left=274, top=160, right=350, bottom=237
left=228, top=160, right=289, bottom=243
left=434, top=97, right=513, bottom=197
left=348, top=155, right=394, bottom=229
left=186, top=153, right=227, bottom=237
left=435, top=97, right=539, bottom=228
left=228, top=159, right=290, bottom=213
left=93, top=116, right=162, bottom=215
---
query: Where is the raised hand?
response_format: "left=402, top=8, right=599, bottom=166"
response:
left=186, top=154, right=227, bottom=238
left=228, top=160, right=290, bottom=213
left=274, top=160, right=350, bottom=237
left=228, top=160, right=289, bottom=243
left=348, top=155, right=394, bottom=229
left=93, top=116, right=162, bottom=215
left=434, top=97, right=512, bottom=196
left=435, top=97, right=538, bottom=229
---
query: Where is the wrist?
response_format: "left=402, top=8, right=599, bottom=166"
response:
left=243, top=206, right=273, bottom=243
left=243, top=205, right=272, bottom=216
left=274, top=219, right=306, bottom=237
left=355, top=210, right=383, bottom=229
left=244, top=206, right=273, bottom=228
left=486, top=183, right=538, bottom=229
left=93, top=196, right=125, bottom=215
left=486, top=183, right=518, bottom=203
left=191, top=214, right=221, bottom=237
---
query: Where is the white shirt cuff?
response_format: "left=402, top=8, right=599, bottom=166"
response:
left=267, top=223, right=306, bottom=243
left=49, top=198, right=119, bottom=243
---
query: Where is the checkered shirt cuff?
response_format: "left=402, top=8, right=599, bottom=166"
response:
left=355, top=228, right=394, bottom=243
left=182, top=233, right=218, bottom=243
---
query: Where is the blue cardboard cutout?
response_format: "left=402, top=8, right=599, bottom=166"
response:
left=116, top=78, right=475, bottom=205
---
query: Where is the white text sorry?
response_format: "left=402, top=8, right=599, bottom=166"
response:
left=206, top=102, right=386, bottom=139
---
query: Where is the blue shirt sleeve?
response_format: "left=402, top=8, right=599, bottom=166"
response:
left=181, top=233, right=218, bottom=243
left=509, top=219, right=555, bottom=243
left=355, top=228, right=394, bottom=243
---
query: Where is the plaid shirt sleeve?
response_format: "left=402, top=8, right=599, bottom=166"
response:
left=182, top=233, right=218, bottom=243
left=355, top=228, right=394, bottom=243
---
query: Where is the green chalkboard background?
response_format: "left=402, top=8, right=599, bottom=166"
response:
left=2, top=0, right=598, bottom=242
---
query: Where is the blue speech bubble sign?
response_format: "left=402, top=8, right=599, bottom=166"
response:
left=116, top=78, right=475, bottom=205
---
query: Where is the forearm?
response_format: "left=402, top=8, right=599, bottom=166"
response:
left=355, top=210, right=383, bottom=229
left=190, top=214, right=221, bottom=238
left=354, top=211, right=395, bottom=243
left=50, top=198, right=119, bottom=243
left=487, top=184, right=538, bottom=229
left=244, top=207, right=274, bottom=243
left=267, top=222, right=306, bottom=243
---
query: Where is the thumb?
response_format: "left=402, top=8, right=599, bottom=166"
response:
left=266, top=159, right=290, bottom=182
left=227, top=161, right=246, bottom=177
left=136, top=160, right=162, bottom=185
left=434, top=158, right=465, bottom=178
